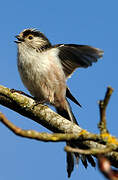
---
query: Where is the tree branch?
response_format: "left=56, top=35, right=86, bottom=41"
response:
left=0, top=85, right=82, bottom=133
left=0, top=85, right=118, bottom=169
left=98, top=86, right=114, bottom=134
left=0, top=111, right=85, bottom=141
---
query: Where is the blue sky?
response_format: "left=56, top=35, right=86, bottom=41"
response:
left=0, top=1, right=118, bottom=180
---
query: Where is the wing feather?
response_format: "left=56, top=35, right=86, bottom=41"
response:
left=54, top=44, right=104, bottom=77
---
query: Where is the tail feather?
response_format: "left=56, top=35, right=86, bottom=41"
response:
left=56, top=99, right=78, bottom=124
left=67, top=150, right=74, bottom=178
left=56, top=99, right=95, bottom=177
left=56, top=99, right=78, bottom=177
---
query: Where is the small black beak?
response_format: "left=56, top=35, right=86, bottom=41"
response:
left=14, top=35, right=24, bottom=43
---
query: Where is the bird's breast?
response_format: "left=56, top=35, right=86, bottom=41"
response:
left=17, top=46, right=66, bottom=102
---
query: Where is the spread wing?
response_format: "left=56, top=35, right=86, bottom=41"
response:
left=54, top=44, right=104, bottom=78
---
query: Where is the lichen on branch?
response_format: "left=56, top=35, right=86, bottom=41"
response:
left=0, top=85, right=118, bottom=171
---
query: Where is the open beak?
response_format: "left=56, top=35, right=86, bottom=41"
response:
left=14, top=35, right=24, bottom=43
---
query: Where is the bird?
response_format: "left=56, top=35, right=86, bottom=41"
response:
left=15, top=28, right=104, bottom=177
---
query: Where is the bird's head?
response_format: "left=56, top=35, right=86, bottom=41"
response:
left=15, top=28, right=51, bottom=51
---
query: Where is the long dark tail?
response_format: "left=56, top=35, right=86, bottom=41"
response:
left=56, top=99, right=79, bottom=177
left=56, top=99, right=78, bottom=125
left=56, top=99, right=95, bottom=177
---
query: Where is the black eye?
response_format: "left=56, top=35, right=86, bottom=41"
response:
left=28, top=35, right=33, bottom=40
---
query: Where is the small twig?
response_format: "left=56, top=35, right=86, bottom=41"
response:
left=0, top=112, right=83, bottom=142
left=98, top=86, right=114, bottom=134
left=1, top=111, right=118, bottom=147
left=64, top=145, right=114, bottom=155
